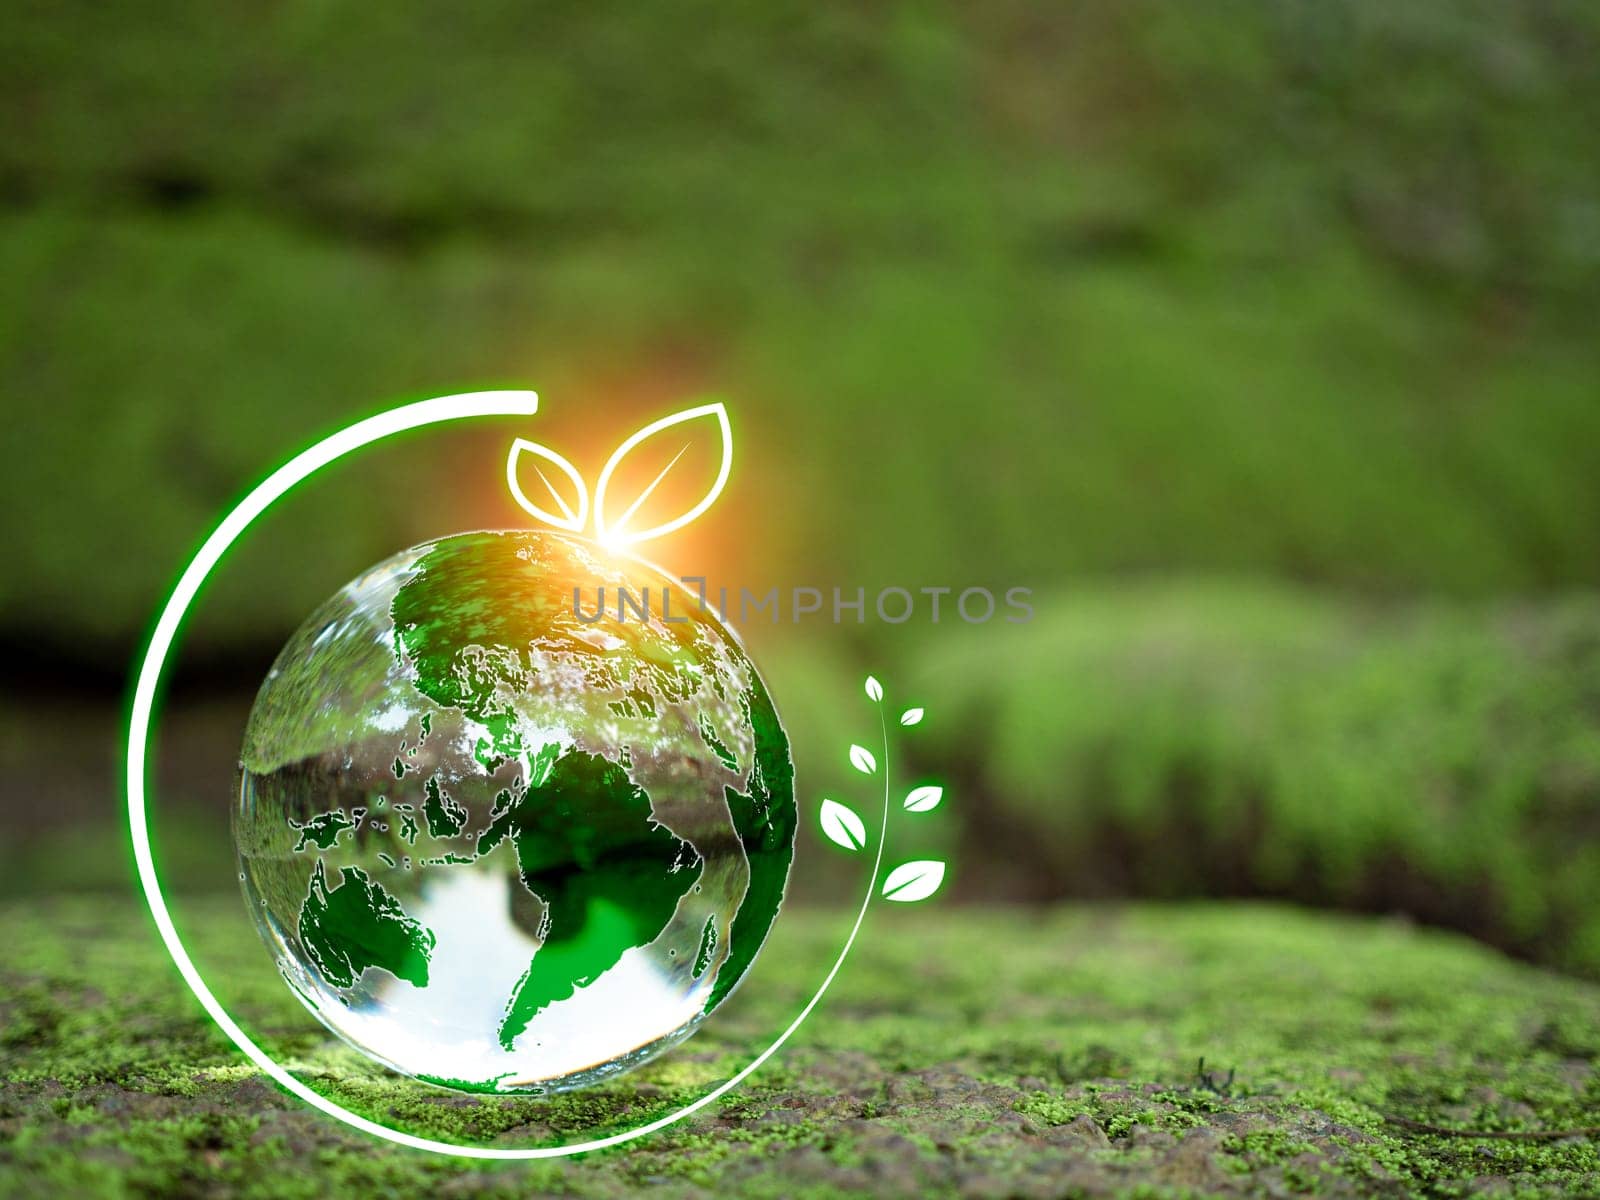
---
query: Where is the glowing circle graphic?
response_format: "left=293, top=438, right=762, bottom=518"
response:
left=126, top=390, right=888, bottom=1158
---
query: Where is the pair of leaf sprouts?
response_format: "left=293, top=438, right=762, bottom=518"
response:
left=818, top=675, right=947, bottom=904
left=505, top=401, right=733, bottom=550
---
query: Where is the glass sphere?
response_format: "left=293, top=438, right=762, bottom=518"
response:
left=234, top=530, right=795, bottom=1093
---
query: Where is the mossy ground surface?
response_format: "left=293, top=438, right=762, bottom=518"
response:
left=3, top=896, right=1598, bottom=1198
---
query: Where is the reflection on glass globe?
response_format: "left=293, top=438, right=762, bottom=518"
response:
left=234, top=530, right=795, bottom=1093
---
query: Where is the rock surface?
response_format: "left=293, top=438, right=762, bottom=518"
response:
left=3, top=897, right=1597, bottom=1197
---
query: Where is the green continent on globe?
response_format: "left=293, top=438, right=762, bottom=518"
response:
left=289, top=808, right=361, bottom=852
left=421, top=777, right=467, bottom=838
left=709, top=675, right=793, bottom=1014
left=477, top=748, right=699, bottom=1048
left=298, top=861, right=435, bottom=990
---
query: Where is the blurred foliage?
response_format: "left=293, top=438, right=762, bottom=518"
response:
left=3, top=1, right=1600, bottom=655
left=922, top=582, right=1600, bottom=975
left=2, top=2, right=1598, bottom=985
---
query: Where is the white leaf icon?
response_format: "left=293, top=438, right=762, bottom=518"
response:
left=819, top=798, right=867, bottom=851
left=903, top=785, right=943, bottom=813
left=505, top=439, right=589, bottom=533
left=849, top=744, right=877, bottom=774
left=881, top=860, right=946, bottom=903
left=899, top=708, right=924, bottom=726
left=593, top=401, right=733, bottom=547
left=865, top=676, right=883, bottom=702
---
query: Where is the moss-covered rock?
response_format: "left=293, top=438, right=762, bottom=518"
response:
left=3, top=895, right=1597, bottom=1197
left=919, top=586, right=1600, bottom=978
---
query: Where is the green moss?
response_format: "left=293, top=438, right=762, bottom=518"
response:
left=6, top=3, right=1600, bottom=656
left=3, top=895, right=1597, bottom=1197
left=923, top=588, right=1600, bottom=978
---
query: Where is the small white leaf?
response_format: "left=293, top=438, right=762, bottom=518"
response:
left=505, top=439, right=589, bottom=532
left=593, top=401, right=732, bottom=546
left=849, top=744, right=877, bottom=774
left=818, top=798, right=867, bottom=851
left=899, top=708, right=924, bottom=726
left=865, top=676, right=883, bottom=702
left=881, top=860, right=946, bottom=903
left=903, top=785, right=943, bottom=813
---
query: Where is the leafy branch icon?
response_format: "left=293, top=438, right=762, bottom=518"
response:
left=505, top=401, right=732, bottom=548
left=818, top=674, right=948, bottom=905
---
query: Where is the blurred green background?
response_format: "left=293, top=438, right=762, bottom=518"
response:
left=3, top=1, right=1599, bottom=976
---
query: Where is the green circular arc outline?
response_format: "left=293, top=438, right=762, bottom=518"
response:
left=125, top=389, right=888, bottom=1159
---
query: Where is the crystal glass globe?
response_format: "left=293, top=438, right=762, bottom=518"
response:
left=233, top=530, right=795, bottom=1093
